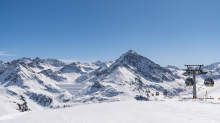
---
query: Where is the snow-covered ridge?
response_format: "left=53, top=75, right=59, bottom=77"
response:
left=0, top=57, right=72, bottom=113
left=71, top=50, right=187, bottom=103
left=0, top=50, right=220, bottom=114
left=0, top=57, right=117, bottom=112
left=202, top=62, right=220, bottom=80
left=0, top=60, right=7, bottom=74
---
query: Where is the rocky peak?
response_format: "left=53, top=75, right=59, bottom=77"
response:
left=0, top=60, right=4, bottom=64
left=34, top=57, right=40, bottom=60
left=95, top=50, right=176, bottom=82
left=94, top=60, right=102, bottom=65
left=126, top=49, right=138, bottom=55
left=166, top=65, right=181, bottom=71
left=202, top=62, right=220, bottom=70
left=118, top=50, right=139, bottom=61
left=0, top=60, right=5, bottom=67
left=70, top=61, right=80, bottom=66
left=10, top=57, right=32, bottom=66
left=46, top=59, right=66, bottom=67
left=59, top=61, right=86, bottom=74
left=115, top=50, right=155, bottom=68
left=32, top=57, right=42, bottom=63
left=0, top=60, right=7, bottom=74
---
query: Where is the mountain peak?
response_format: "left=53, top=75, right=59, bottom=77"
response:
left=10, top=57, right=32, bottom=65
left=0, top=60, right=4, bottom=64
left=123, top=50, right=139, bottom=58
left=33, top=57, right=41, bottom=61
left=118, top=50, right=139, bottom=61
left=70, top=61, right=80, bottom=66
left=125, top=50, right=138, bottom=55
left=94, top=60, right=102, bottom=65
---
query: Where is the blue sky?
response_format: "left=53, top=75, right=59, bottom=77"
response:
left=0, top=0, right=219, bottom=68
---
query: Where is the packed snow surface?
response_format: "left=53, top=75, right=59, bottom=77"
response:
left=1, top=100, right=220, bottom=123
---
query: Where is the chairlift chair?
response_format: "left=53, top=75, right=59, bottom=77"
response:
left=156, top=92, right=159, bottom=96
left=152, top=93, right=154, bottom=96
left=185, top=77, right=194, bottom=86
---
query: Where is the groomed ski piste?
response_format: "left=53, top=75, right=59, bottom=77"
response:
left=1, top=80, right=220, bottom=123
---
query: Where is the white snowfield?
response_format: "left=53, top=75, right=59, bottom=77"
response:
left=1, top=100, right=220, bottom=123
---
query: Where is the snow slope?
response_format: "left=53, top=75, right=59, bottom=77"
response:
left=1, top=50, right=220, bottom=118
left=1, top=100, right=220, bottom=123
left=196, top=79, right=220, bottom=98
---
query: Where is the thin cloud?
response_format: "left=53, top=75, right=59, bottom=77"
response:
left=0, top=51, right=17, bottom=56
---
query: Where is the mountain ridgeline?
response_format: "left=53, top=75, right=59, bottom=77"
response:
left=0, top=50, right=219, bottom=111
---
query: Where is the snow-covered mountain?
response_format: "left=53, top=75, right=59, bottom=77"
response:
left=0, top=57, right=72, bottom=112
left=58, top=61, right=114, bottom=83
left=0, top=56, right=116, bottom=112
left=202, top=62, right=220, bottom=79
left=0, top=60, right=7, bottom=74
left=1, top=50, right=220, bottom=113
left=72, top=50, right=189, bottom=103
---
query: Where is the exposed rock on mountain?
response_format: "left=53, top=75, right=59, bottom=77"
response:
left=39, top=69, right=67, bottom=81
left=0, top=60, right=7, bottom=74
left=79, top=50, right=178, bottom=84
left=202, top=62, right=220, bottom=80
left=59, top=62, right=86, bottom=74
left=72, top=50, right=187, bottom=103
left=0, top=58, right=71, bottom=111
left=1, top=50, right=220, bottom=111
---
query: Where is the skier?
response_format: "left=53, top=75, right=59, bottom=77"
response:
left=20, top=104, right=23, bottom=112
